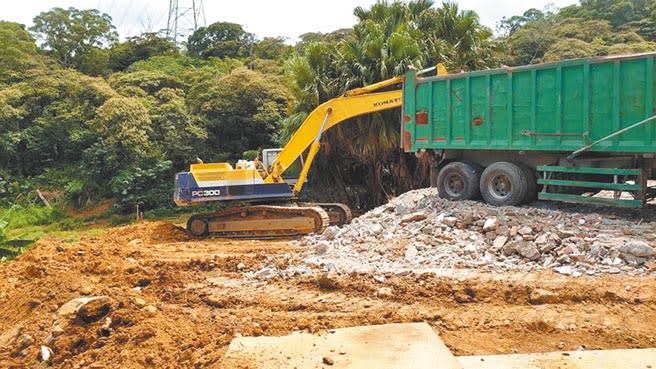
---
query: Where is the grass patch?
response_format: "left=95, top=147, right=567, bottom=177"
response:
left=0, top=204, right=112, bottom=262
left=0, top=202, right=223, bottom=262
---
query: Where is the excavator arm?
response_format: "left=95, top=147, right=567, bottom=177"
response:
left=265, top=76, right=404, bottom=193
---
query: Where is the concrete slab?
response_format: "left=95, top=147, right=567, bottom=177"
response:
left=458, top=348, right=656, bottom=369
left=223, top=322, right=463, bottom=369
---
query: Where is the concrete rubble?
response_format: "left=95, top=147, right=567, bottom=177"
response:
left=265, top=188, right=656, bottom=278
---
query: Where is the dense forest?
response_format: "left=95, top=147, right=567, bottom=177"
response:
left=1, top=0, right=655, bottom=216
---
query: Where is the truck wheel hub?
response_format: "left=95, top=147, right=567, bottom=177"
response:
left=445, top=173, right=465, bottom=196
left=490, top=175, right=511, bottom=199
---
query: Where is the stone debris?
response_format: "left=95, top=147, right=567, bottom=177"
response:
left=278, top=188, right=656, bottom=277
left=143, top=305, right=158, bottom=315
left=40, top=345, right=53, bottom=362
left=322, top=356, right=335, bottom=365
left=57, top=296, right=113, bottom=322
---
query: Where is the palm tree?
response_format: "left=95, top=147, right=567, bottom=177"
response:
left=281, top=0, right=498, bottom=209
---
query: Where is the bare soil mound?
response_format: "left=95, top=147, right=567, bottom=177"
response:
left=0, top=220, right=654, bottom=368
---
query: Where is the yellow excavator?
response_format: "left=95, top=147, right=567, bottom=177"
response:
left=174, top=66, right=445, bottom=237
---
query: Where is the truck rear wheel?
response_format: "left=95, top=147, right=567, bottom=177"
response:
left=516, top=162, right=537, bottom=203
left=480, top=162, right=527, bottom=206
left=436, top=162, right=481, bottom=201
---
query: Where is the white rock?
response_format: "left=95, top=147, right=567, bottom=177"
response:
left=483, top=217, right=499, bottom=231
left=40, top=345, right=52, bottom=362
left=492, top=236, right=508, bottom=250
left=464, top=244, right=477, bottom=254
left=617, top=241, right=655, bottom=257
left=553, top=265, right=574, bottom=275
left=404, top=246, right=418, bottom=260
left=322, top=226, right=340, bottom=241
left=518, top=226, right=533, bottom=236
left=442, top=217, right=458, bottom=227
left=57, top=296, right=112, bottom=319
left=370, top=223, right=384, bottom=235
left=376, top=287, right=393, bottom=297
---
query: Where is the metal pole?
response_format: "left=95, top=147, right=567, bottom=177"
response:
left=417, top=66, right=436, bottom=75
left=567, top=114, right=656, bottom=161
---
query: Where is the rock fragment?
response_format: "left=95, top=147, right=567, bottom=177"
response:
left=483, top=217, right=499, bottom=231
left=528, top=288, right=559, bottom=305
left=57, top=296, right=113, bottom=323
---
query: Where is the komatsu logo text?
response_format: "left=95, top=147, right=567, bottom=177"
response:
left=373, top=97, right=401, bottom=107
left=192, top=189, right=222, bottom=197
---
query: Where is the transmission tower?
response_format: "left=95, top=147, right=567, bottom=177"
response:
left=166, top=0, right=206, bottom=44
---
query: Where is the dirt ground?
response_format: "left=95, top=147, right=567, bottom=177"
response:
left=0, top=221, right=655, bottom=368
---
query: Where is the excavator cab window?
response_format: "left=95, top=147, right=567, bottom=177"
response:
left=262, top=148, right=305, bottom=185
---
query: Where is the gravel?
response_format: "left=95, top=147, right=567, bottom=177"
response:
left=256, top=188, right=656, bottom=278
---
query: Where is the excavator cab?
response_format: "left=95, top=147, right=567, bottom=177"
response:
left=262, top=148, right=305, bottom=187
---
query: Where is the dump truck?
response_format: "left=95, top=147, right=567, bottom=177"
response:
left=175, top=52, right=656, bottom=238
left=405, top=52, right=656, bottom=208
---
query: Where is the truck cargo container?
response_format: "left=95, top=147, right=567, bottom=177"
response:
left=403, top=52, right=656, bottom=208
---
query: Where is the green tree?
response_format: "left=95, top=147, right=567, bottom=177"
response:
left=193, top=67, right=291, bottom=161
left=253, top=37, right=292, bottom=60
left=29, top=7, right=117, bottom=71
left=502, top=0, right=656, bottom=66
left=109, top=32, right=178, bottom=71
left=541, top=38, right=601, bottom=62
left=0, top=22, right=45, bottom=83
left=296, top=29, right=354, bottom=53
left=503, top=18, right=558, bottom=65
left=90, top=97, right=152, bottom=167
left=0, top=69, right=117, bottom=176
left=108, top=69, right=207, bottom=169
left=430, top=2, right=496, bottom=70
left=187, top=22, right=254, bottom=58
left=498, top=8, right=546, bottom=35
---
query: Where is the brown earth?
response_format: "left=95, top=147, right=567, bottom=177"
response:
left=0, top=221, right=654, bottom=368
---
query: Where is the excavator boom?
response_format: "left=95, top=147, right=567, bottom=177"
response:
left=265, top=89, right=403, bottom=191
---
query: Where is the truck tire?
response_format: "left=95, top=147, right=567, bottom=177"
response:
left=480, top=162, right=527, bottom=206
left=436, top=162, right=482, bottom=201
left=516, top=162, right=537, bottom=203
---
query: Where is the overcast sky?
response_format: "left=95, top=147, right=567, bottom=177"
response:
left=2, top=0, right=578, bottom=42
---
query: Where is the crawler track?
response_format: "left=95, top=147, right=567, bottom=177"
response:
left=186, top=205, right=330, bottom=238
left=302, top=202, right=353, bottom=226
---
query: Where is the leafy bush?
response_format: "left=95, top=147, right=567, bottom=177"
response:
left=110, top=160, right=174, bottom=213
left=242, top=150, right=259, bottom=160
left=109, top=214, right=131, bottom=226
left=5, top=204, right=65, bottom=228
left=0, top=170, right=32, bottom=207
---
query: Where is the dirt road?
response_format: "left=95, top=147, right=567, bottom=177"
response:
left=0, top=221, right=654, bottom=368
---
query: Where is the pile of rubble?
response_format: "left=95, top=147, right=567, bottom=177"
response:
left=289, top=188, right=656, bottom=277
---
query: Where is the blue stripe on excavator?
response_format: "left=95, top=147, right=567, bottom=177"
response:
left=174, top=172, right=293, bottom=206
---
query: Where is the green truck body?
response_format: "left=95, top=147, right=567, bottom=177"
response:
left=403, top=52, right=656, bottom=153
left=401, top=52, right=656, bottom=208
